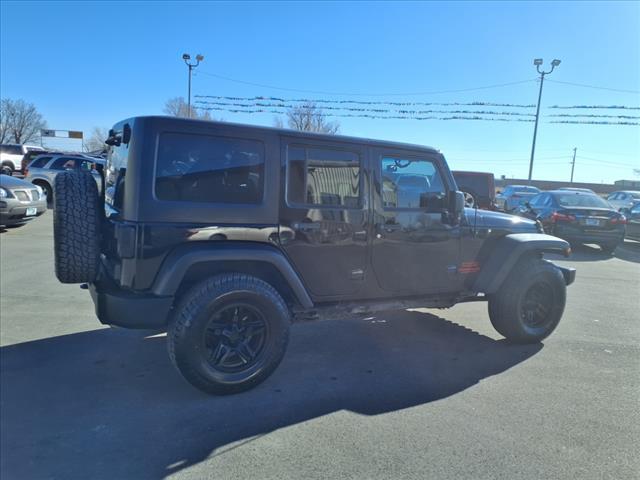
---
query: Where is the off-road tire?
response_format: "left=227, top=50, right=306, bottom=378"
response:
left=488, top=257, right=566, bottom=343
left=168, top=273, right=291, bottom=395
left=53, top=171, right=101, bottom=283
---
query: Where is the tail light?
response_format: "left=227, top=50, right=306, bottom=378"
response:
left=610, top=216, right=627, bottom=225
left=551, top=212, right=576, bottom=223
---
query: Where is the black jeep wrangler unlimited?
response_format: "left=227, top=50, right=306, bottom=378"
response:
left=53, top=116, right=575, bottom=395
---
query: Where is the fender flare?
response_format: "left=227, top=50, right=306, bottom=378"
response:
left=473, top=233, right=572, bottom=294
left=151, top=243, right=314, bottom=309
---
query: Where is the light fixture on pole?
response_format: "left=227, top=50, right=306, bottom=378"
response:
left=182, top=53, right=204, bottom=118
left=528, top=58, right=561, bottom=182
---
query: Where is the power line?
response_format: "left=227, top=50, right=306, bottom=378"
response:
left=546, top=79, right=640, bottom=94
left=195, top=95, right=536, bottom=108
left=576, top=156, right=638, bottom=167
left=195, top=99, right=536, bottom=117
left=196, top=105, right=536, bottom=122
left=549, top=104, right=640, bottom=110
left=195, top=70, right=537, bottom=96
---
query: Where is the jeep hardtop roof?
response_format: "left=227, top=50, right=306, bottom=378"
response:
left=114, top=116, right=441, bottom=155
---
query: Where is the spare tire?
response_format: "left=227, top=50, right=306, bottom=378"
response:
left=53, top=171, right=102, bottom=283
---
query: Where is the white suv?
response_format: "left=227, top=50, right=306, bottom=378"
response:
left=0, top=144, right=45, bottom=175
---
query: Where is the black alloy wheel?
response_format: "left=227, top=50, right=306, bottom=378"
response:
left=204, top=304, right=268, bottom=373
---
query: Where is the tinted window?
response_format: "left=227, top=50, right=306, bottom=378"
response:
left=155, top=132, right=264, bottom=204
left=287, top=146, right=360, bottom=207
left=50, top=157, right=80, bottom=170
left=381, top=157, right=444, bottom=209
left=1, top=145, right=22, bottom=155
left=30, top=156, right=52, bottom=168
left=629, top=192, right=640, bottom=199
left=554, top=193, right=610, bottom=208
left=453, top=173, right=491, bottom=196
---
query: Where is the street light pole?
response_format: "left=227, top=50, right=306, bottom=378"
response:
left=182, top=53, right=204, bottom=118
left=570, top=147, right=577, bottom=183
left=527, top=58, right=561, bottom=182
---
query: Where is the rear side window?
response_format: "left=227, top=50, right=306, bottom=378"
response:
left=30, top=156, right=51, bottom=168
left=155, top=132, right=264, bottom=204
left=287, top=146, right=361, bottom=207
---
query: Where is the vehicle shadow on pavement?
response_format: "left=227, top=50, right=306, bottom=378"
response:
left=1, top=310, right=542, bottom=480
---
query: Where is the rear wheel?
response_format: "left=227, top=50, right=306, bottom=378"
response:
left=488, top=257, right=566, bottom=343
left=168, top=273, right=291, bottom=395
left=1, top=164, right=13, bottom=176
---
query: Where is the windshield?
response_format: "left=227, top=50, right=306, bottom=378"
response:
left=555, top=193, right=610, bottom=208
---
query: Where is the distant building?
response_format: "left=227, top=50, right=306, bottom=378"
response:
left=614, top=179, right=640, bottom=189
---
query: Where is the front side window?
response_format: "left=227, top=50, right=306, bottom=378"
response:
left=1, top=145, right=22, bottom=155
left=287, top=146, right=360, bottom=207
left=381, top=157, right=444, bottom=209
left=156, top=133, right=264, bottom=204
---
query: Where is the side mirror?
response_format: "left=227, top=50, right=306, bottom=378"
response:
left=454, top=190, right=465, bottom=215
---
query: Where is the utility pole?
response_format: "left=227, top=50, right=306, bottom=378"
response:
left=570, top=147, right=577, bottom=183
left=182, top=53, right=204, bottom=118
left=528, top=58, right=561, bottom=182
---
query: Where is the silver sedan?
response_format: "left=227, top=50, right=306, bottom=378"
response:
left=0, top=174, right=48, bottom=227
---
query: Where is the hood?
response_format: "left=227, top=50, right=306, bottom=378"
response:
left=0, top=175, right=36, bottom=189
left=464, top=207, right=539, bottom=233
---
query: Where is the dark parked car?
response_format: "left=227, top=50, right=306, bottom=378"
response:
left=452, top=170, right=497, bottom=209
left=0, top=174, right=47, bottom=227
left=496, top=185, right=541, bottom=212
left=620, top=201, right=640, bottom=241
left=517, top=190, right=626, bottom=253
left=51, top=116, right=575, bottom=395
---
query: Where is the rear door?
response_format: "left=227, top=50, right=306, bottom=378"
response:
left=370, top=149, right=461, bottom=295
left=278, top=137, right=368, bottom=298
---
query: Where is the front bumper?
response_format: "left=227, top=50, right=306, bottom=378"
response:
left=88, top=280, right=174, bottom=329
left=556, top=264, right=576, bottom=286
left=0, top=199, right=47, bottom=225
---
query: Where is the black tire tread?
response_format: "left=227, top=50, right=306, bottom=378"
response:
left=53, top=171, right=101, bottom=283
left=488, top=257, right=566, bottom=343
left=168, top=273, right=290, bottom=395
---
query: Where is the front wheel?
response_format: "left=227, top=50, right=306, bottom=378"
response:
left=168, top=273, right=291, bottom=395
left=488, top=257, right=566, bottom=343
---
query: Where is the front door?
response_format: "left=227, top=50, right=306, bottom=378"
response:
left=371, top=150, right=461, bottom=295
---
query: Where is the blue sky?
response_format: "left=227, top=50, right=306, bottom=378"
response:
left=1, top=1, right=638, bottom=183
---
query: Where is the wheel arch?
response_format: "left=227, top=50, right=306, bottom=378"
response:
left=152, top=243, right=314, bottom=310
left=473, top=233, right=572, bottom=294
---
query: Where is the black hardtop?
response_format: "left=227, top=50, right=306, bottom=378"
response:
left=116, top=115, right=441, bottom=155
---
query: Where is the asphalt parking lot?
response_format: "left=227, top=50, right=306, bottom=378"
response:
left=1, top=212, right=639, bottom=480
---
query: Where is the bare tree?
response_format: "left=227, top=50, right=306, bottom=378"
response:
left=86, top=127, right=109, bottom=152
left=277, top=103, right=339, bottom=134
left=164, top=97, right=212, bottom=120
left=0, top=98, right=47, bottom=144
